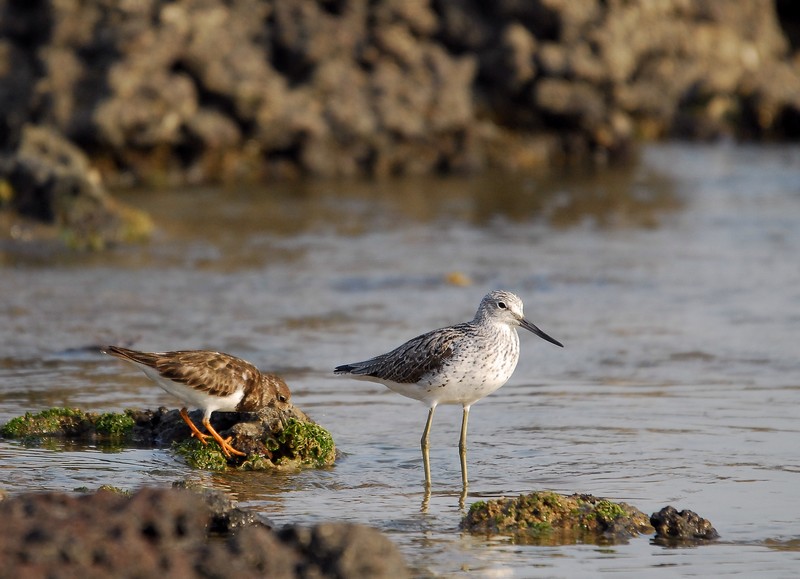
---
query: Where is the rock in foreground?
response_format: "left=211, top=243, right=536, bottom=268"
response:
left=462, top=492, right=654, bottom=545
left=0, top=487, right=409, bottom=578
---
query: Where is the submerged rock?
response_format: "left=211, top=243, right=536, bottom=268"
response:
left=1, top=402, right=336, bottom=471
left=462, top=492, right=654, bottom=545
left=650, top=506, right=719, bottom=544
left=0, top=487, right=409, bottom=578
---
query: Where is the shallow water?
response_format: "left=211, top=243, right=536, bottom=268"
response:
left=1, top=144, right=800, bottom=576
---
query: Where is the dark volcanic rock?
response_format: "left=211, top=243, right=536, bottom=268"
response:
left=650, top=506, right=720, bottom=543
left=0, top=487, right=410, bottom=578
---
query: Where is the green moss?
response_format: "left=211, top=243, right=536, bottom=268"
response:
left=275, top=418, right=336, bottom=467
left=593, top=499, right=626, bottom=524
left=1, top=407, right=91, bottom=438
left=525, top=521, right=553, bottom=536
left=97, top=485, right=132, bottom=496
left=94, top=411, right=135, bottom=436
left=264, top=435, right=280, bottom=453
left=2, top=407, right=338, bottom=473
left=172, top=439, right=229, bottom=471
left=1, top=407, right=137, bottom=441
left=170, top=417, right=336, bottom=471
left=468, top=500, right=487, bottom=515
left=462, top=492, right=653, bottom=545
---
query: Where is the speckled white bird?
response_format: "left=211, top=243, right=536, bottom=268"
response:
left=335, top=290, right=563, bottom=488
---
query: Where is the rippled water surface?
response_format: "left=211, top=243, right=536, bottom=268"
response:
left=2, top=144, right=800, bottom=576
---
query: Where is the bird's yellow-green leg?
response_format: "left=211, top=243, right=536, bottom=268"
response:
left=459, top=405, right=471, bottom=490
left=421, top=405, right=436, bottom=488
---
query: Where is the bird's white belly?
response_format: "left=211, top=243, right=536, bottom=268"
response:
left=140, top=365, right=244, bottom=415
left=349, top=324, right=521, bottom=408
left=384, top=361, right=515, bottom=407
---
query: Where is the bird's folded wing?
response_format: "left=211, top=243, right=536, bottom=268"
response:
left=154, top=351, right=260, bottom=397
left=348, top=328, right=460, bottom=384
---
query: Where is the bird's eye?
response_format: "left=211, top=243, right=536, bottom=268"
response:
left=498, top=301, right=507, bottom=309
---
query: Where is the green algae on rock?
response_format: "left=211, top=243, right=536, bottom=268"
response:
left=0, top=408, right=134, bottom=440
left=274, top=418, right=336, bottom=468
left=1, top=408, right=89, bottom=438
left=462, top=492, right=654, bottom=545
left=175, top=416, right=337, bottom=471
left=93, top=411, right=136, bottom=436
left=2, top=404, right=337, bottom=472
left=173, top=439, right=230, bottom=471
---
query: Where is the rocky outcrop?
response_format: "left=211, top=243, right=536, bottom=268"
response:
left=1, top=404, right=337, bottom=471
left=0, top=487, right=410, bottom=578
left=650, top=505, right=720, bottom=544
left=0, top=125, right=153, bottom=248
left=0, top=0, right=798, bottom=187
left=448, top=0, right=800, bottom=160
left=462, top=492, right=720, bottom=547
left=462, top=492, right=655, bottom=545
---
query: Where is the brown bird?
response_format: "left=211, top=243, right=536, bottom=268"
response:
left=103, top=346, right=291, bottom=458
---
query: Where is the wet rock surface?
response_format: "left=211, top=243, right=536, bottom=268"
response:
left=0, top=487, right=410, bottom=578
left=1, top=402, right=336, bottom=470
left=462, top=492, right=655, bottom=545
left=0, top=0, right=798, bottom=189
left=463, top=492, right=721, bottom=547
left=135, top=402, right=337, bottom=469
left=650, top=505, right=720, bottom=544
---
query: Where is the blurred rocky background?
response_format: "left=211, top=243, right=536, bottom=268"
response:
left=0, top=0, right=799, bottom=245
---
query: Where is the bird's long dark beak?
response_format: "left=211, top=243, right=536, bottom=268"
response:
left=519, top=317, right=564, bottom=347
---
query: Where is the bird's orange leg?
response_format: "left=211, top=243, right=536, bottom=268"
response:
left=202, top=417, right=246, bottom=458
left=179, top=408, right=211, bottom=445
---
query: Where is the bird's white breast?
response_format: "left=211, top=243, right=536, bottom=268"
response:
left=139, top=364, right=245, bottom=416
left=388, top=324, right=520, bottom=407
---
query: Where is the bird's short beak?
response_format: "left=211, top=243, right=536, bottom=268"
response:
left=519, top=317, right=564, bottom=347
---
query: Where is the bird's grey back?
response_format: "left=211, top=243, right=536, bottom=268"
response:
left=333, top=319, right=513, bottom=385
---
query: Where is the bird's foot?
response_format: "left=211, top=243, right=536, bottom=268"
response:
left=190, top=431, right=212, bottom=445
left=216, top=438, right=247, bottom=458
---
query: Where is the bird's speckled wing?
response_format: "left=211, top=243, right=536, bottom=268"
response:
left=105, top=346, right=260, bottom=398
left=335, top=324, right=469, bottom=384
